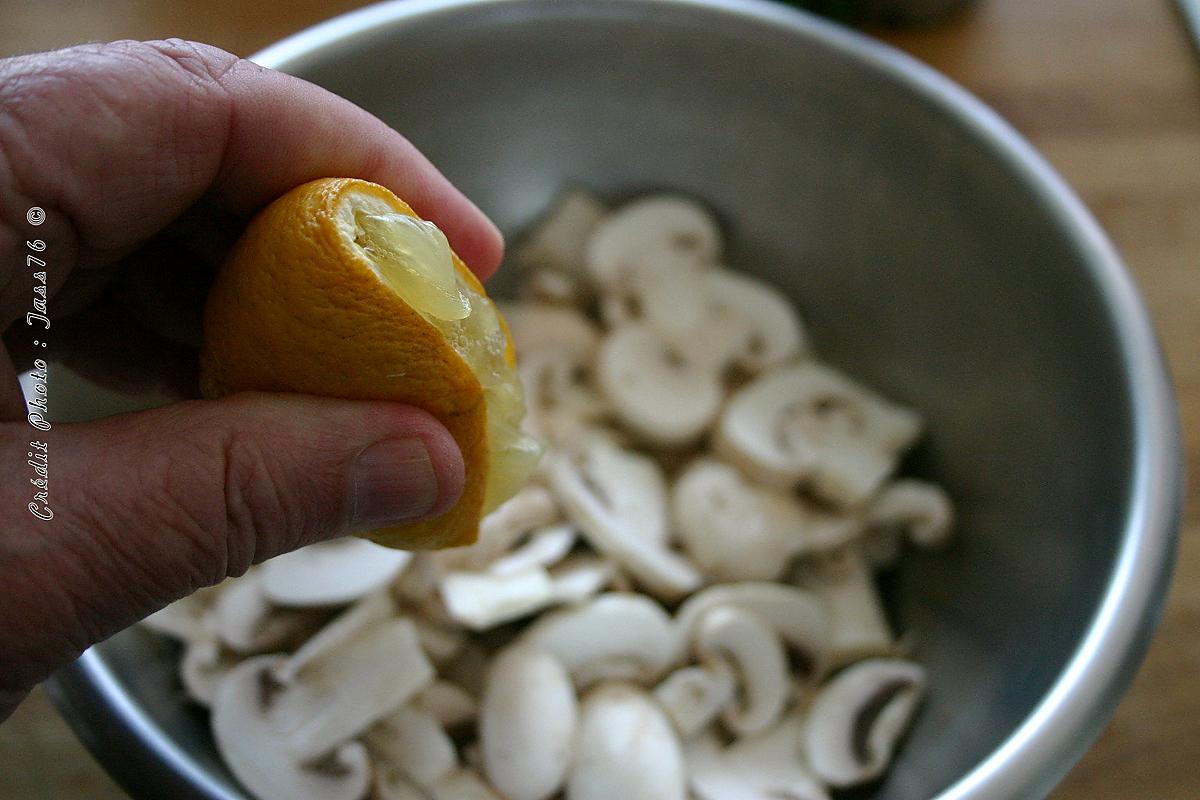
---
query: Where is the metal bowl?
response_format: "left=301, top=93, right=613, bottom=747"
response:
left=48, top=0, right=1183, bottom=798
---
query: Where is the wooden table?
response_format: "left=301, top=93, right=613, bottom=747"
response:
left=0, top=1, right=1196, bottom=798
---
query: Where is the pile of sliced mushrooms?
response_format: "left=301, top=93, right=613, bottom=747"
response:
left=145, top=190, right=954, bottom=800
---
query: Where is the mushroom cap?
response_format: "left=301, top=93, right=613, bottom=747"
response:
left=548, top=445, right=700, bottom=602
left=715, top=362, right=922, bottom=505
left=211, top=569, right=321, bottom=654
left=501, top=303, right=600, bottom=364
left=480, top=645, right=578, bottom=800
left=567, top=683, right=687, bottom=800
left=260, top=538, right=411, bottom=607
left=673, top=583, right=830, bottom=675
left=365, top=704, right=458, bottom=787
left=653, top=660, right=737, bottom=739
left=522, top=593, right=676, bottom=687
left=596, top=323, right=722, bottom=447
left=672, top=459, right=807, bottom=582
left=211, top=655, right=372, bottom=800
left=440, top=568, right=557, bottom=631
left=585, top=194, right=720, bottom=286
left=693, top=606, right=790, bottom=736
left=512, top=188, right=606, bottom=276
left=803, top=658, right=926, bottom=788
left=794, top=548, right=894, bottom=669
left=704, top=268, right=807, bottom=372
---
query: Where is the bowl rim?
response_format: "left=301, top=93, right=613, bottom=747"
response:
left=48, top=1, right=1183, bottom=798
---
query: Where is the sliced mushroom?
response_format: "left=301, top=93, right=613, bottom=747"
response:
left=522, top=593, right=676, bottom=687
left=652, top=659, right=737, bottom=738
left=260, top=538, right=411, bottom=607
left=272, top=618, right=435, bottom=761
left=395, top=553, right=444, bottom=605
left=548, top=444, right=700, bottom=601
left=488, top=523, right=577, bottom=577
left=275, top=591, right=396, bottom=682
left=703, top=268, right=808, bottom=372
left=430, top=769, right=504, bottom=800
left=686, top=717, right=828, bottom=800
left=440, top=486, right=560, bottom=572
left=585, top=194, right=721, bottom=286
left=413, top=616, right=468, bottom=665
left=480, top=645, right=578, bottom=800
left=596, top=323, right=722, bottom=447
left=440, top=568, right=557, bottom=631
left=548, top=555, right=618, bottom=604
left=715, top=362, right=922, bottom=507
left=673, top=583, right=830, bottom=677
left=141, top=584, right=224, bottom=642
left=211, top=569, right=322, bottom=654
left=794, top=548, right=893, bottom=668
left=567, top=683, right=687, bottom=800
left=373, top=765, right=430, bottom=800
left=803, top=658, right=926, bottom=787
left=415, top=680, right=478, bottom=729
left=693, top=606, right=789, bottom=736
left=512, top=188, right=607, bottom=277
left=672, top=459, right=807, bottom=581
left=500, top=303, right=600, bottom=364
left=211, top=655, right=372, bottom=800
left=365, top=704, right=458, bottom=787
left=180, top=632, right=237, bottom=706
left=867, top=479, right=955, bottom=548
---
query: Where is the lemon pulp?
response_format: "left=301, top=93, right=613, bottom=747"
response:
left=356, top=210, right=542, bottom=513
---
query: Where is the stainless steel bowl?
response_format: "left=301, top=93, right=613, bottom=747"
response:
left=48, top=1, right=1183, bottom=798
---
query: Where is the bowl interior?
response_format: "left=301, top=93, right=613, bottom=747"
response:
left=69, top=2, right=1141, bottom=798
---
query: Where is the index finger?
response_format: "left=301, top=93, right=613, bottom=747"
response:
left=0, top=39, right=504, bottom=279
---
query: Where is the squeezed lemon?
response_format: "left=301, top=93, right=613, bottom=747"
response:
left=356, top=210, right=542, bottom=513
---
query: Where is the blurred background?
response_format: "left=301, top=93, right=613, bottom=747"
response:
left=0, top=0, right=1196, bottom=798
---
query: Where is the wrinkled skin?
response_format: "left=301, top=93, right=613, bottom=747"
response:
left=0, top=39, right=503, bottom=721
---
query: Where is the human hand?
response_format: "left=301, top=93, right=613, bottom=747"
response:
left=0, top=39, right=504, bottom=721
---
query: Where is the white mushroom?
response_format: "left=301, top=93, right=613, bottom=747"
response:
left=513, top=188, right=607, bottom=277
left=596, top=323, right=722, bottom=447
left=567, top=683, right=687, bottom=800
left=703, top=268, right=808, bottom=372
left=585, top=194, right=721, bottom=286
left=440, top=568, right=557, bottom=631
left=547, top=555, right=618, bottom=604
left=260, top=538, right=411, bottom=608
left=673, top=583, right=830, bottom=677
left=412, top=617, right=468, bottom=665
left=373, top=765, right=429, bottom=800
left=692, top=606, right=789, bottom=736
left=275, top=591, right=396, bottom=682
left=141, top=584, right=224, bottom=642
left=395, top=553, right=443, bottom=605
left=522, top=593, right=675, bottom=686
left=430, top=768, right=504, bottom=800
left=440, top=486, right=560, bottom=572
left=414, top=680, right=478, bottom=729
left=518, top=349, right=609, bottom=445
left=803, top=658, right=926, bottom=787
left=500, top=303, right=600, bottom=364
left=715, top=362, right=922, bottom=506
left=548, top=443, right=701, bottom=601
left=488, top=523, right=577, bottom=576
left=686, top=716, right=829, bottom=800
left=364, top=704, right=458, bottom=787
left=480, top=645, right=578, bottom=800
left=211, top=655, right=372, bottom=800
left=211, top=569, right=321, bottom=654
left=652, top=659, right=737, bottom=738
left=867, top=479, right=955, bottom=548
left=672, top=459, right=827, bottom=582
left=794, top=548, right=894, bottom=668
left=271, top=618, right=435, bottom=761
left=180, top=632, right=237, bottom=706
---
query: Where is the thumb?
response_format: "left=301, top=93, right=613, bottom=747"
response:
left=0, top=392, right=463, bottom=706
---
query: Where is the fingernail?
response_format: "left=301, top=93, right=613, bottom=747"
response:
left=351, top=437, right=439, bottom=529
